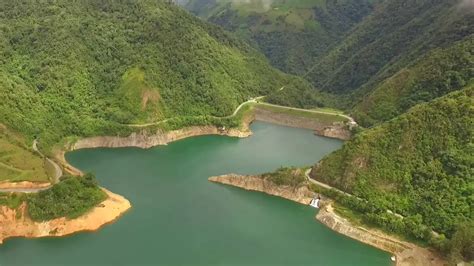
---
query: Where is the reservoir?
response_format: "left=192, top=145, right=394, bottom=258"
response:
left=0, top=122, right=390, bottom=265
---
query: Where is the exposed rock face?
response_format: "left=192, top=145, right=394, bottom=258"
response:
left=72, top=126, right=251, bottom=150
left=208, top=174, right=315, bottom=205
left=317, top=204, right=408, bottom=254
left=0, top=188, right=131, bottom=244
left=313, top=123, right=351, bottom=140
left=209, top=173, right=446, bottom=266
left=317, top=204, right=445, bottom=266
left=254, top=107, right=351, bottom=140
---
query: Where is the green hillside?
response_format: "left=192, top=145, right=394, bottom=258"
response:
left=183, top=0, right=473, bottom=127
left=0, top=125, right=50, bottom=183
left=353, top=37, right=473, bottom=126
left=179, top=0, right=375, bottom=75
left=305, top=0, right=473, bottom=95
left=311, top=87, right=473, bottom=241
left=0, top=0, right=293, bottom=150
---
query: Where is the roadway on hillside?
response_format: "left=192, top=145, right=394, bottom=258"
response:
left=0, top=93, right=354, bottom=193
left=256, top=102, right=355, bottom=123
left=0, top=140, right=62, bottom=193
left=126, top=88, right=354, bottom=128
left=305, top=169, right=404, bottom=219
left=126, top=96, right=264, bottom=128
left=305, top=169, right=354, bottom=198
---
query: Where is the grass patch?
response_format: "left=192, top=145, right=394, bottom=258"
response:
left=0, top=192, right=27, bottom=209
left=27, top=174, right=107, bottom=221
left=263, top=167, right=306, bottom=186
left=0, top=128, right=49, bottom=183
left=256, top=103, right=349, bottom=123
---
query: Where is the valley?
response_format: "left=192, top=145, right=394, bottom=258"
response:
left=0, top=0, right=472, bottom=265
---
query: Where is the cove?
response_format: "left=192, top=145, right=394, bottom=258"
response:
left=0, top=122, right=390, bottom=265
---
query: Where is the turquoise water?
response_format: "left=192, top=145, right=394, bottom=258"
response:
left=0, top=122, right=390, bottom=265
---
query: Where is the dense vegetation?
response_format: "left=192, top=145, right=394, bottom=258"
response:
left=263, top=167, right=306, bottom=187
left=27, top=174, right=107, bottom=221
left=0, top=192, right=27, bottom=209
left=306, top=0, right=473, bottom=95
left=311, top=88, right=473, bottom=260
left=0, top=0, right=294, bottom=150
left=179, top=0, right=375, bottom=75
left=353, top=37, right=474, bottom=126
left=184, top=0, right=473, bottom=128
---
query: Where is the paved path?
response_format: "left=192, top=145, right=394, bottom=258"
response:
left=305, top=169, right=355, bottom=198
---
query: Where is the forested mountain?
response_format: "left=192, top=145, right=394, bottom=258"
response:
left=177, top=1, right=474, bottom=261
left=353, top=37, right=473, bottom=126
left=0, top=0, right=294, bottom=149
left=177, top=0, right=376, bottom=75
left=306, top=0, right=473, bottom=96
left=180, top=0, right=473, bottom=127
left=312, top=87, right=473, bottom=260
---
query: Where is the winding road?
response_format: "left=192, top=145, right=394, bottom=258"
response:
left=0, top=93, right=354, bottom=193
left=33, top=140, right=62, bottom=184
left=0, top=140, right=62, bottom=193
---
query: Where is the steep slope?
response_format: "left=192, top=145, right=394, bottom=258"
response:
left=0, top=0, right=291, bottom=149
left=311, top=87, right=473, bottom=239
left=353, top=37, right=473, bottom=126
left=182, top=0, right=473, bottom=127
left=0, top=125, right=50, bottom=184
left=306, top=0, right=473, bottom=96
left=178, top=0, right=375, bottom=75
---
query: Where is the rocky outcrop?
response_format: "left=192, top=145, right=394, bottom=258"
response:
left=208, top=174, right=315, bottom=205
left=72, top=126, right=251, bottom=150
left=253, top=107, right=351, bottom=140
left=0, top=188, right=131, bottom=245
left=317, top=204, right=408, bottom=254
left=209, top=173, right=445, bottom=266
left=313, top=123, right=351, bottom=140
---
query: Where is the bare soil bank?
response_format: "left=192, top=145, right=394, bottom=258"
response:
left=0, top=181, right=51, bottom=190
left=208, top=174, right=445, bottom=266
left=67, top=105, right=351, bottom=152
left=0, top=189, right=131, bottom=245
left=209, top=174, right=315, bottom=205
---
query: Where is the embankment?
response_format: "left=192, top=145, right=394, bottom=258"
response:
left=0, top=188, right=131, bottom=245
left=71, top=125, right=251, bottom=150
left=253, top=107, right=351, bottom=140
left=208, top=174, right=445, bottom=266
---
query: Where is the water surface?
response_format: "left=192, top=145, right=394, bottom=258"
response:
left=0, top=122, right=390, bottom=265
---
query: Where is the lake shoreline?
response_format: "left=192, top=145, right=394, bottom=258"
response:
left=208, top=173, right=446, bottom=266
left=0, top=188, right=131, bottom=245
left=0, top=108, right=351, bottom=247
